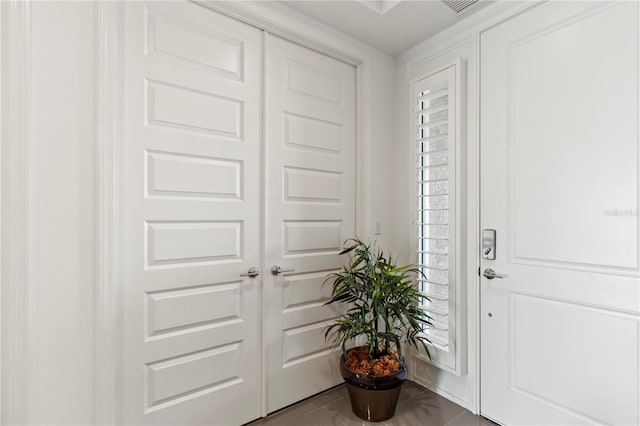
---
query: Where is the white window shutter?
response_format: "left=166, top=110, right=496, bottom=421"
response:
left=413, top=62, right=466, bottom=375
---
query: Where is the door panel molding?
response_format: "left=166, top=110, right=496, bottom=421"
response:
left=505, top=2, right=638, bottom=274
left=507, top=292, right=639, bottom=426
left=144, top=5, right=245, bottom=81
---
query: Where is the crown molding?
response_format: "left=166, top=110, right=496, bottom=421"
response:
left=193, top=0, right=368, bottom=65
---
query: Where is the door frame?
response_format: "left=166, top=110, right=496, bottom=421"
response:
left=92, top=0, right=382, bottom=423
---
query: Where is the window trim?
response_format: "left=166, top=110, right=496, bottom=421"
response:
left=410, top=59, right=467, bottom=376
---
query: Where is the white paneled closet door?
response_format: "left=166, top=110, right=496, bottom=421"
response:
left=122, top=2, right=262, bottom=425
left=121, top=3, right=356, bottom=424
left=264, top=35, right=356, bottom=413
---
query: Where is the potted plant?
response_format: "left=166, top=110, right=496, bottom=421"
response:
left=324, top=238, right=433, bottom=422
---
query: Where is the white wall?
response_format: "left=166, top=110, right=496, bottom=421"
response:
left=2, top=1, right=395, bottom=423
left=28, top=2, right=96, bottom=424
left=358, top=51, right=396, bottom=249
left=392, top=1, right=536, bottom=412
left=2, top=2, right=96, bottom=425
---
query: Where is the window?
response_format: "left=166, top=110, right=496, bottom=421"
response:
left=413, top=62, right=465, bottom=374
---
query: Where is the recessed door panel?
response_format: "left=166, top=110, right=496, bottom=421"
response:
left=145, top=8, right=243, bottom=79
left=146, top=150, right=243, bottom=200
left=145, top=282, right=242, bottom=338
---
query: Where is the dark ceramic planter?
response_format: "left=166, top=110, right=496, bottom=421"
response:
left=340, top=350, right=408, bottom=422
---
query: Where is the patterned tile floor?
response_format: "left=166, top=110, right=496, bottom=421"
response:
left=247, top=382, right=496, bottom=426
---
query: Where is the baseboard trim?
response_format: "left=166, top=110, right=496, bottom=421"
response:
left=412, top=377, right=472, bottom=413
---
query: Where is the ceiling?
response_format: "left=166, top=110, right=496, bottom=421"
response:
left=280, top=0, right=493, bottom=56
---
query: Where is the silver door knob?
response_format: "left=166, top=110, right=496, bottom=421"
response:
left=271, top=265, right=295, bottom=275
left=483, top=268, right=507, bottom=280
left=240, top=267, right=260, bottom=277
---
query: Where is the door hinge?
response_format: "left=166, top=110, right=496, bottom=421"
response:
left=478, top=267, right=481, bottom=276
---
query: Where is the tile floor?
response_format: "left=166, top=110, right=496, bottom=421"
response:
left=247, top=382, right=495, bottom=426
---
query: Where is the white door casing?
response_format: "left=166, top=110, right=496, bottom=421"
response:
left=480, top=2, right=639, bottom=425
left=122, top=3, right=262, bottom=424
left=264, top=35, right=356, bottom=413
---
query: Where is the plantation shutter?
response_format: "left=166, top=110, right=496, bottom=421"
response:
left=413, top=63, right=461, bottom=372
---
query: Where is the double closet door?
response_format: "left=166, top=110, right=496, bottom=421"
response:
left=121, top=2, right=355, bottom=425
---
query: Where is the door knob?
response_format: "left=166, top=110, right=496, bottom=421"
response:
left=271, top=265, right=295, bottom=275
left=483, top=268, right=507, bottom=280
left=240, top=267, right=260, bottom=277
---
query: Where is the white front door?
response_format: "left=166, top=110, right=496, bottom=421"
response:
left=122, top=3, right=262, bottom=424
left=480, top=2, right=639, bottom=425
left=264, top=35, right=356, bottom=413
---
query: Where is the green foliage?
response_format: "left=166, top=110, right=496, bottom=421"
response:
left=324, top=238, right=433, bottom=360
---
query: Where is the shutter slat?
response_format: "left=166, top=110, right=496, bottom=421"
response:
left=418, top=263, right=448, bottom=271
left=426, top=333, right=449, bottom=348
left=419, top=261, right=449, bottom=269
left=416, top=133, right=449, bottom=143
left=417, top=237, right=448, bottom=241
left=417, top=118, right=448, bottom=130
left=417, top=147, right=448, bottom=156
left=420, top=290, right=448, bottom=301
left=419, top=332, right=449, bottom=348
left=429, top=320, right=449, bottom=331
left=419, top=304, right=448, bottom=316
left=418, top=88, right=448, bottom=102
left=415, top=192, right=450, bottom=197
left=416, top=163, right=449, bottom=169
left=418, top=278, right=449, bottom=286
left=417, top=250, right=448, bottom=255
left=416, top=177, right=448, bottom=184
left=415, top=104, right=448, bottom=116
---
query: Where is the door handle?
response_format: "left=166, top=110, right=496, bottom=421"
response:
left=271, top=265, right=295, bottom=275
left=483, top=268, right=507, bottom=280
left=240, top=267, right=260, bottom=277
